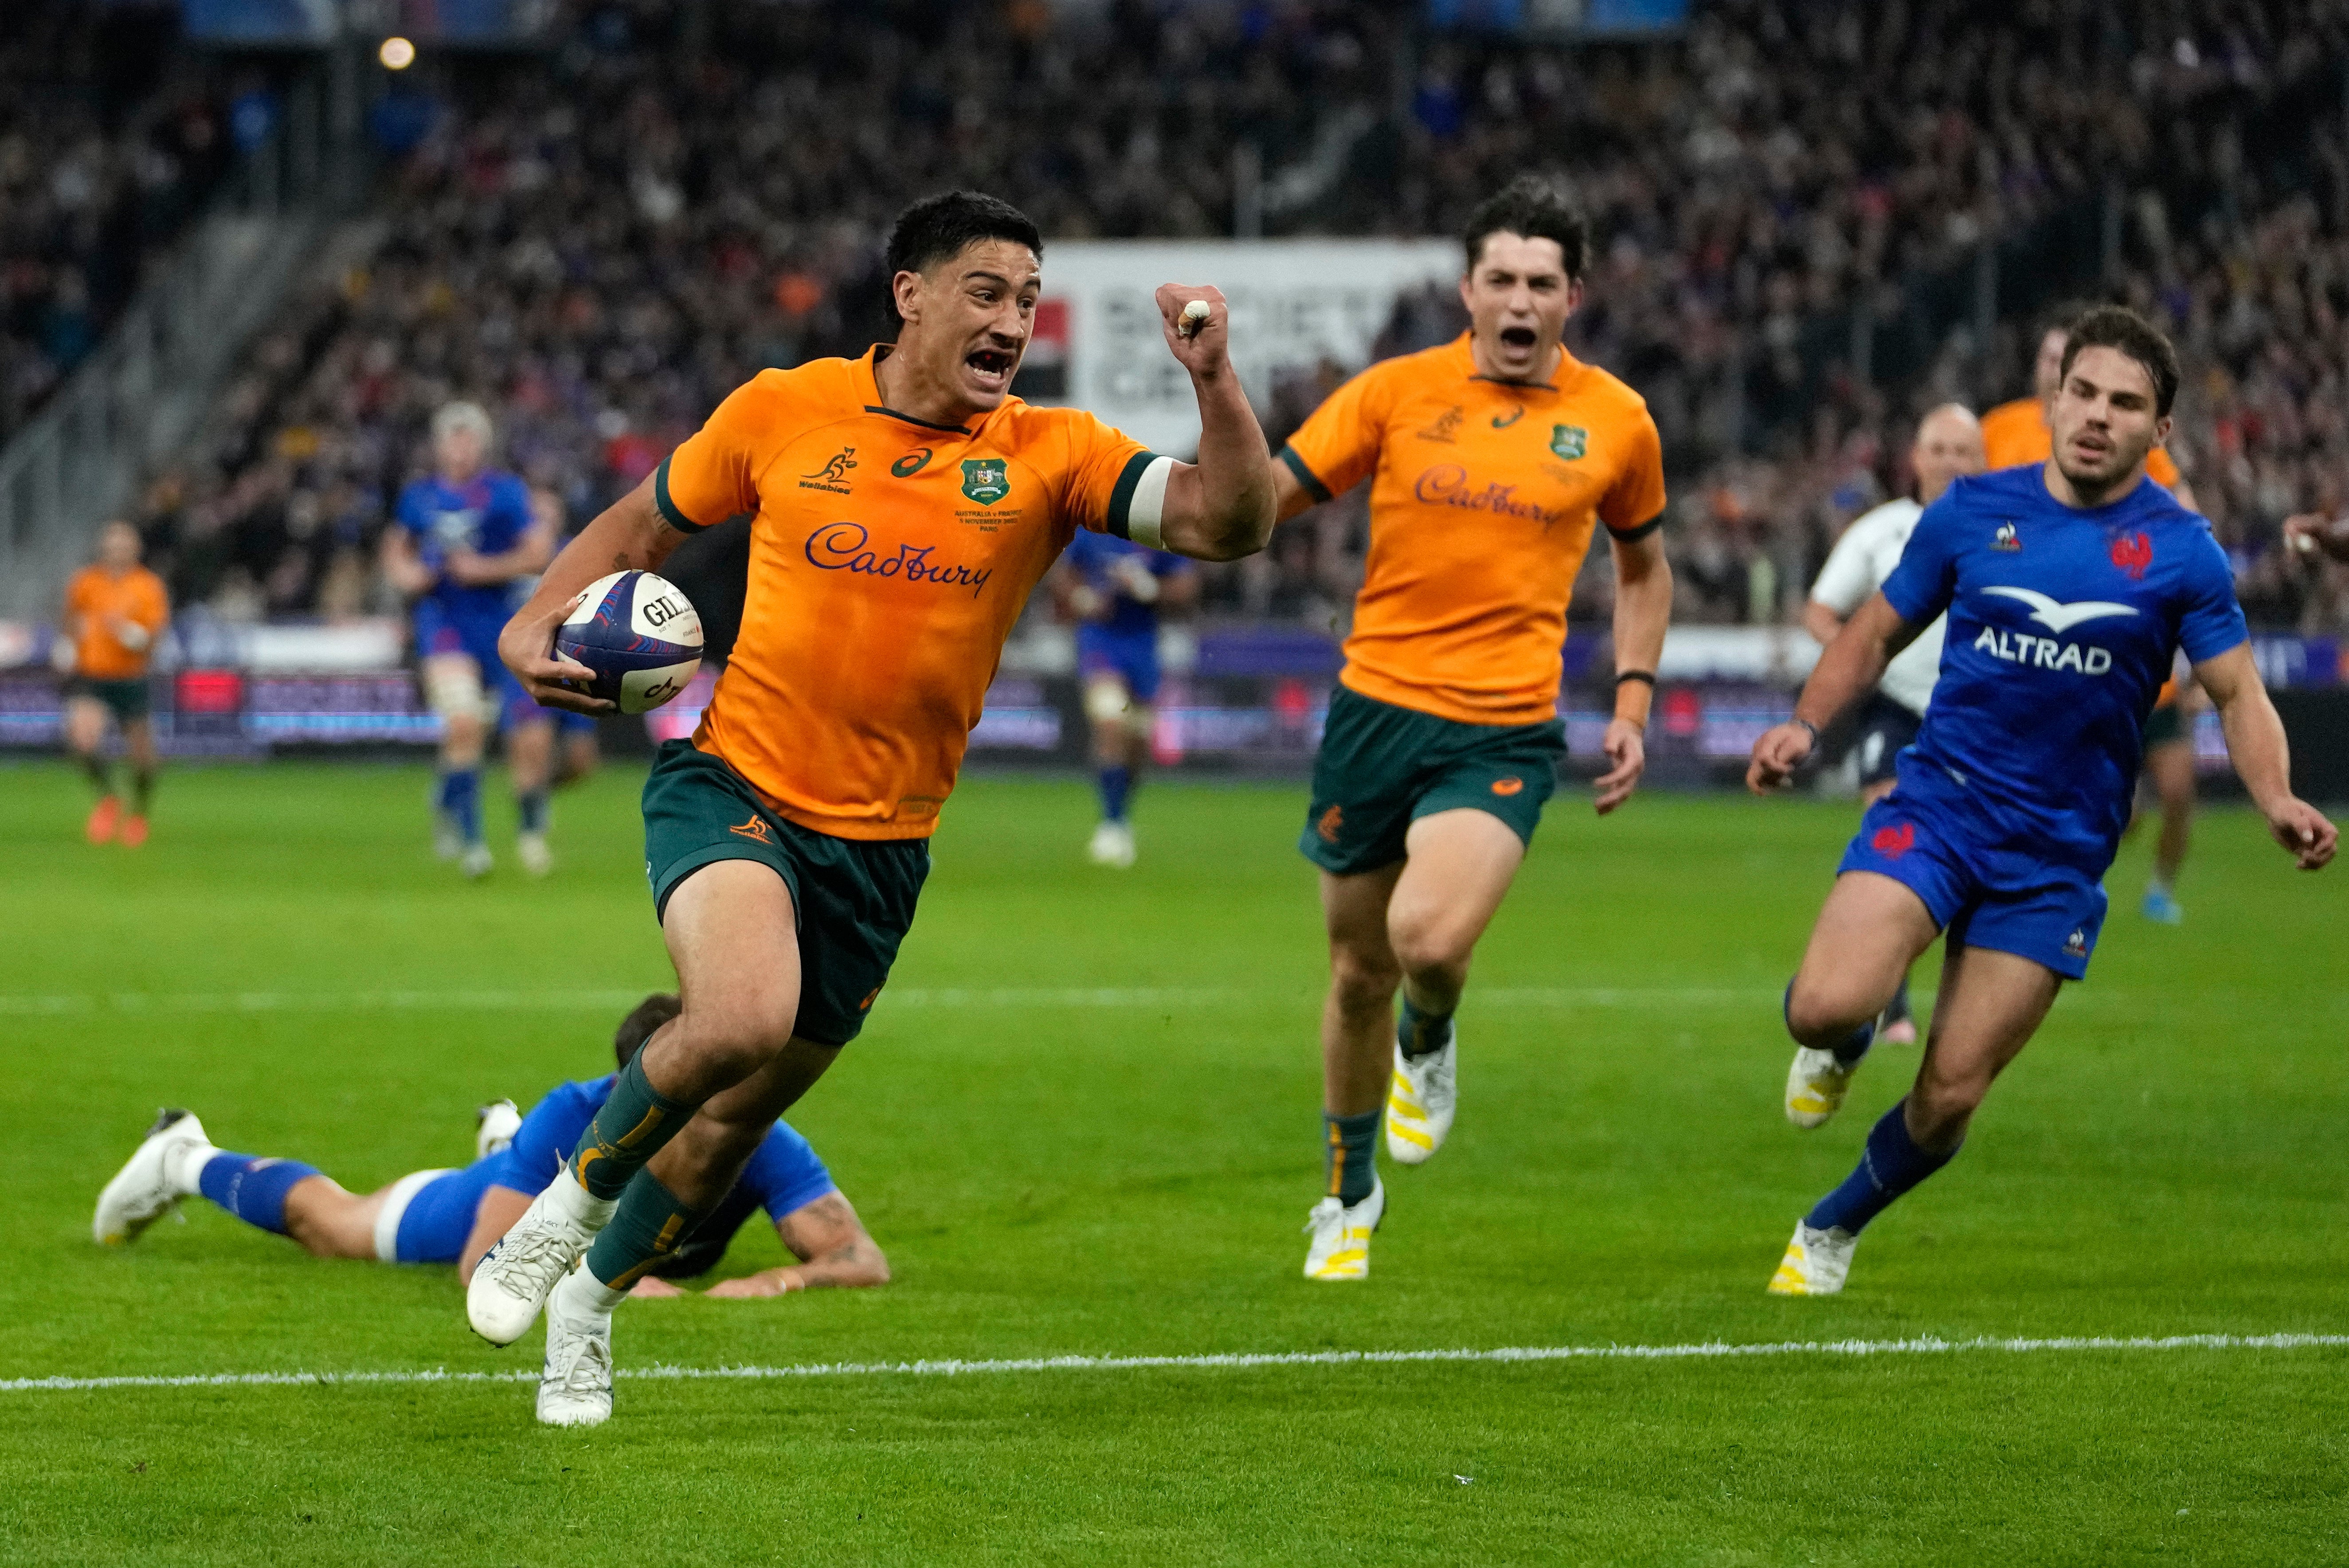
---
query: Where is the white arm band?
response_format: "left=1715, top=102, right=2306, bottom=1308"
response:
left=1125, top=455, right=1176, bottom=550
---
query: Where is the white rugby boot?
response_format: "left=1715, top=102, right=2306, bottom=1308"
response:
left=516, top=831, right=553, bottom=878
left=1384, top=1037, right=1456, bottom=1165
left=1766, top=1221, right=1858, bottom=1296
left=1086, top=819, right=1136, bottom=868
left=93, top=1109, right=215, bottom=1245
left=467, top=1165, right=614, bottom=1346
left=460, top=843, right=494, bottom=879
left=1785, top=1045, right=1864, bottom=1129
left=537, top=1268, right=619, bottom=1427
left=475, top=1099, right=522, bottom=1161
left=1301, top=1178, right=1384, bottom=1282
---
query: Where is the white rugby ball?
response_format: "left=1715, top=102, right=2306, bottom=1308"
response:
left=554, top=570, right=704, bottom=714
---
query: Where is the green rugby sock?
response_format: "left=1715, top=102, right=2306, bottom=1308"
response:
left=1323, top=1109, right=1379, bottom=1205
left=584, top=1172, right=703, bottom=1289
left=570, top=1054, right=693, bottom=1200
left=1398, top=995, right=1454, bottom=1060
left=82, top=755, right=114, bottom=797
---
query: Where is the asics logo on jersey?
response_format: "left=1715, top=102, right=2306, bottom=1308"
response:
left=805, top=522, right=995, bottom=597
left=1981, top=586, right=2139, bottom=633
left=1411, top=465, right=1569, bottom=528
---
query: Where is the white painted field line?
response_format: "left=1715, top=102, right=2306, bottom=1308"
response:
left=0, top=985, right=1787, bottom=1016
left=7, top=1331, right=2342, bottom=1396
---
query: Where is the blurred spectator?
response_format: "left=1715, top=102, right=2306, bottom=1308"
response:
left=0, top=1, right=231, bottom=441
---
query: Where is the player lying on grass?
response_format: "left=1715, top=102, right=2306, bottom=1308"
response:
left=1269, top=176, right=1673, bottom=1281
left=90, top=994, right=888, bottom=1301
left=485, top=189, right=1276, bottom=1426
left=1748, top=305, right=2336, bottom=1297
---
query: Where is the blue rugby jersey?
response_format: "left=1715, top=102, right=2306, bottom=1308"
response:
left=1879, top=465, right=2247, bottom=868
left=395, top=468, right=535, bottom=621
left=493, top=1075, right=838, bottom=1275
left=1062, top=527, right=1188, bottom=639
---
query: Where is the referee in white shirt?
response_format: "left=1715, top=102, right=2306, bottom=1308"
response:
left=1801, top=402, right=1985, bottom=1043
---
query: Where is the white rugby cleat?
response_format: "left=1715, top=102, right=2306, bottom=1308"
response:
left=1302, top=1177, right=1384, bottom=1282
left=537, top=1271, right=615, bottom=1427
left=460, top=843, right=494, bottom=879
left=1766, top=1221, right=1858, bottom=1296
left=1384, top=1037, right=1456, bottom=1165
left=467, top=1168, right=613, bottom=1346
left=93, top=1108, right=214, bottom=1246
left=1784, top=1046, right=1861, bottom=1129
left=517, top=831, right=552, bottom=878
left=1086, top=819, right=1136, bottom=868
left=475, top=1099, right=522, bottom=1161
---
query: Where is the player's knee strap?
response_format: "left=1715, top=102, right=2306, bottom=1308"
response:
left=1084, top=677, right=1134, bottom=725
left=424, top=659, right=485, bottom=720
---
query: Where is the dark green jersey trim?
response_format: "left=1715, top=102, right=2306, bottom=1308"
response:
left=652, top=454, right=709, bottom=533
left=1104, top=450, right=1160, bottom=540
left=863, top=405, right=972, bottom=435
left=1278, top=446, right=1332, bottom=505
left=1605, top=510, right=1665, bottom=543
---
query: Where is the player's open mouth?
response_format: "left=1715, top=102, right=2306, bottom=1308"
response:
left=1499, top=326, right=1538, bottom=351
left=965, top=348, right=1017, bottom=384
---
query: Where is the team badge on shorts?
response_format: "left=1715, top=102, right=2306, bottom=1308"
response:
left=1491, top=776, right=1525, bottom=797
left=1871, top=822, right=1916, bottom=857
left=960, top=458, right=1010, bottom=505
left=1549, top=424, right=1588, bottom=460
left=728, top=814, right=775, bottom=845
left=1317, top=804, right=1344, bottom=843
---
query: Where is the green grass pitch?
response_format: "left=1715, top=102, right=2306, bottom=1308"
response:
left=2, top=759, right=2343, bottom=1564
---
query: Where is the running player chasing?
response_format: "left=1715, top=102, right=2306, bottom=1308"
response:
left=60, top=520, right=170, bottom=846
left=482, top=191, right=1276, bottom=1424
left=1749, top=305, right=2334, bottom=1296
left=1789, top=405, right=1984, bottom=1097
left=1273, top=176, right=1673, bottom=1281
left=1051, top=528, right=1197, bottom=866
left=1981, top=303, right=2196, bottom=508
left=381, top=403, right=560, bottom=878
left=91, top=995, right=887, bottom=1299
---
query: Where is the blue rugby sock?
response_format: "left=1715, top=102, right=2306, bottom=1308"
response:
left=1803, top=1103, right=1958, bottom=1235
left=1398, top=995, right=1454, bottom=1060
left=442, top=766, right=483, bottom=846
left=1785, top=981, right=1875, bottom=1067
left=198, top=1154, right=321, bottom=1236
left=1097, top=765, right=1132, bottom=823
left=517, top=787, right=550, bottom=835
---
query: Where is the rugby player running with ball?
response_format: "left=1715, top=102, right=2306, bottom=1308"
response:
left=481, top=191, right=1277, bottom=1425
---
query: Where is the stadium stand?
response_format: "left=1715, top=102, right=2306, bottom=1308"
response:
left=82, top=1, right=2349, bottom=645
left=0, top=2, right=233, bottom=443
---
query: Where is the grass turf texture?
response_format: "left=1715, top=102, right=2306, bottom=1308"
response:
left=3, top=760, right=2343, bottom=1564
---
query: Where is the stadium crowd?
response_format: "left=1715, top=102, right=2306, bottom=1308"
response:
left=1, top=2, right=234, bottom=443
left=87, top=0, right=2349, bottom=640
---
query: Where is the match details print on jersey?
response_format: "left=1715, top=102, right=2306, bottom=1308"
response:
left=650, top=347, right=1163, bottom=840
left=1279, top=334, right=1666, bottom=727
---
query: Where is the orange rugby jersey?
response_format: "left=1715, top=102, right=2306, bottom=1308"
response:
left=1280, top=334, right=1665, bottom=726
left=654, top=347, right=1164, bottom=840
left=1979, top=395, right=2183, bottom=487
left=64, top=564, right=169, bottom=679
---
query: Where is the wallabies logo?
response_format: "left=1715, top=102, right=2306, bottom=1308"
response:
left=960, top=458, right=1010, bottom=506
left=1549, top=424, right=1588, bottom=460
